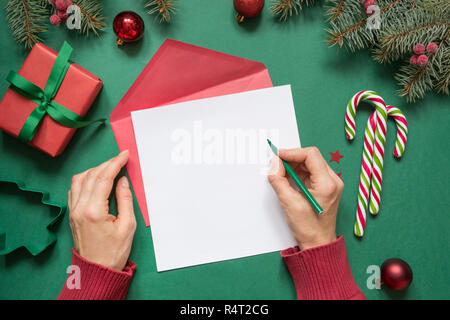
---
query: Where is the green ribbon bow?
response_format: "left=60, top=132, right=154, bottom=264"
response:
left=6, top=41, right=105, bottom=143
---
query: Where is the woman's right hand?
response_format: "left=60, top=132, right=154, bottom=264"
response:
left=268, top=147, right=344, bottom=250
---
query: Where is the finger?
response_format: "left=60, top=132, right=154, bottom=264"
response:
left=327, top=166, right=344, bottom=193
left=115, top=176, right=136, bottom=233
left=288, top=162, right=309, bottom=179
left=290, top=161, right=308, bottom=173
left=69, top=170, right=90, bottom=207
left=279, top=147, right=329, bottom=182
left=83, top=150, right=130, bottom=204
left=268, top=157, right=302, bottom=202
left=68, top=190, right=72, bottom=211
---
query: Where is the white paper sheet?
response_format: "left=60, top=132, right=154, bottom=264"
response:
left=132, top=85, right=300, bottom=271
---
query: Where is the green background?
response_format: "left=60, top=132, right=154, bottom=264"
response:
left=0, top=0, right=449, bottom=300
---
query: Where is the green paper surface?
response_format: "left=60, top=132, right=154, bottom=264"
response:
left=0, top=1, right=449, bottom=299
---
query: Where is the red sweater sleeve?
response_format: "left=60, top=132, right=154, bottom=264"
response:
left=281, top=235, right=366, bottom=300
left=57, top=249, right=136, bottom=300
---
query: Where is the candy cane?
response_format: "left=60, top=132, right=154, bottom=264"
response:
left=350, top=102, right=408, bottom=236
left=345, top=90, right=387, bottom=141
left=354, top=112, right=376, bottom=236
left=346, top=90, right=387, bottom=236
left=368, top=105, right=408, bottom=216
left=386, top=105, right=408, bottom=158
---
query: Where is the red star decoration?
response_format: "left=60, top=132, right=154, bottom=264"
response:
left=337, top=172, right=343, bottom=180
left=330, top=150, right=344, bottom=164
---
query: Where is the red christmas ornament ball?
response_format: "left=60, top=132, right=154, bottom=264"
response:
left=234, top=0, right=265, bottom=23
left=113, top=11, right=145, bottom=46
left=381, top=258, right=413, bottom=290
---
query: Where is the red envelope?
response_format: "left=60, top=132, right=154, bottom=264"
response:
left=110, top=39, right=273, bottom=226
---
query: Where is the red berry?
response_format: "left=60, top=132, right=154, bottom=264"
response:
left=365, top=0, right=376, bottom=14
left=55, top=0, right=68, bottom=10
left=413, top=43, right=425, bottom=55
left=417, top=54, right=428, bottom=67
left=426, top=42, right=438, bottom=54
left=409, top=55, right=419, bottom=65
left=49, top=14, right=61, bottom=26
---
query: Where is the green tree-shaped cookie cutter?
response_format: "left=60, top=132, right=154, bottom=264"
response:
left=0, top=177, right=66, bottom=256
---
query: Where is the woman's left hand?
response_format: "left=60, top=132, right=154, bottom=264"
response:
left=68, top=151, right=137, bottom=271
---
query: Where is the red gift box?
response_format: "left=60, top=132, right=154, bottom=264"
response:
left=0, top=43, right=103, bottom=157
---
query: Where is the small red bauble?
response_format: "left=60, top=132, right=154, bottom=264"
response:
left=381, top=258, right=413, bottom=290
left=233, top=0, right=265, bottom=23
left=113, top=11, right=145, bottom=46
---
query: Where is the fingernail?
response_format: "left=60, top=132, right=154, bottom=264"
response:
left=121, top=177, right=129, bottom=188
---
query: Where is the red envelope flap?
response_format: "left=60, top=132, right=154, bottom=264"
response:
left=110, top=39, right=270, bottom=121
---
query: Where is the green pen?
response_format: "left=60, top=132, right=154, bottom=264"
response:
left=267, top=139, right=324, bottom=215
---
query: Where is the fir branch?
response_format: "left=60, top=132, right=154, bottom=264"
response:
left=325, top=0, right=409, bottom=51
left=326, top=0, right=449, bottom=101
left=38, top=0, right=51, bottom=6
left=396, top=61, right=433, bottom=102
left=145, top=0, right=177, bottom=23
left=71, top=0, right=106, bottom=36
left=270, top=0, right=314, bottom=21
left=5, top=0, right=49, bottom=49
left=374, top=22, right=450, bottom=63
left=395, top=29, right=449, bottom=101
left=435, top=39, right=450, bottom=94
left=328, top=0, right=344, bottom=20
left=373, top=2, right=450, bottom=63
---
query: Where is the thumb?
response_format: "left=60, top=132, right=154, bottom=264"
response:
left=268, top=157, right=299, bottom=202
left=116, top=176, right=136, bottom=232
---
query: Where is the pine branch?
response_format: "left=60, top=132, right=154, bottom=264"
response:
left=145, top=0, right=177, bottom=23
left=71, top=0, right=106, bottom=36
left=5, top=0, right=50, bottom=49
left=270, top=0, right=318, bottom=21
left=37, top=0, right=51, bottom=6
left=373, top=2, right=450, bottom=63
left=326, top=0, right=449, bottom=101
left=396, top=61, right=433, bottom=102
left=325, top=0, right=411, bottom=51
left=435, top=39, right=450, bottom=94
left=395, top=29, right=449, bottom=102
left=327, top=0, right=344, bottom=20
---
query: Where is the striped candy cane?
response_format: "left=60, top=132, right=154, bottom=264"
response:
left=367, top=97, right=388, bottom=215
left=345, top=90, right=387, bottom=140
left=386, top=105, right=408, bottom=158
left=345, top=90, right=387, bottom=236
left=354, top=112, right=376, bottom=236
left=368, top=105, right=408, bottom=216
left=354, top=106, right=409, bottom=236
